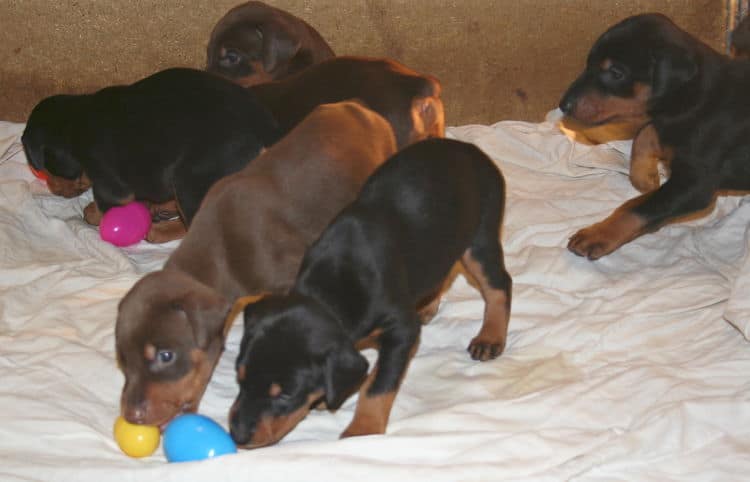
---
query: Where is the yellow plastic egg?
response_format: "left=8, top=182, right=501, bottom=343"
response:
left=113, top=416, right=161, bottom=458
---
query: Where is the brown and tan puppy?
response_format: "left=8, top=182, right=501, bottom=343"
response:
left=206, top=1, right=334, bottom=86
left=115, top=101, right=397, bottom=427
left=249, top=56, right=445, bottom=149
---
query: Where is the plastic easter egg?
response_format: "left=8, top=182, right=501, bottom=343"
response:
left=29, top=165, right=49, bottom=182
left=163, top=414, right=237, bottom=463
left=113, top=416, right=161, bottom=458
left=99, top=202, right=152, bottom=247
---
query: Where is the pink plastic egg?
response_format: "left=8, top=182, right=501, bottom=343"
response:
left=99, top=202, right=152, bottom=247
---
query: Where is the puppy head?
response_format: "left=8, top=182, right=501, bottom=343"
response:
left=229, top=294, right=368, bottom=448
left=559, top=13, right=702, bottom=127
left=380, top=61, right=446, bottom=147
left=22, top=95, right=91, bottom=197
left=206, top=2, right=305, bottom=86
left=115, top=270, right=232, bottom=427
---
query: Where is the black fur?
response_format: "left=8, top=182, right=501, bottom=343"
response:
left=22, top=67, right=279, bottom=223
left=230, top=138, right=512, bottom=446
left=560, top=13, right=750, bottom=258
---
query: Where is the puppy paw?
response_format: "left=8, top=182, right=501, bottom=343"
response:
left=630, top=168, right=660, bottom=193
left=340, top=420, right=383, bottom=438
left=145, top=218, right=186, bottom=244
left=567, top=225, right=618, bottom=260
left=467, top=336, right=505, bottom=361
left=83, top=202, right=102, bottom=226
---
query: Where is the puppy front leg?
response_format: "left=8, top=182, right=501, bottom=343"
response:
left=83, top=201, right=104, bottom=226
left=568, top=170, right=717, bottom=259
left=341, top=317, right=420, bottom=438
left=629, top=123, right=663, bottom=193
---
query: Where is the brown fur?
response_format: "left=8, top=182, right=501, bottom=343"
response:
left=115, top=101, right=398, bottom=427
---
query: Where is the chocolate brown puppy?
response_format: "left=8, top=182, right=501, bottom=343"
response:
left=115, top=101, right=397, bottom=427
left=249, top=56, right=445, bottom=149
left=207, top=1, right=334, bottom=86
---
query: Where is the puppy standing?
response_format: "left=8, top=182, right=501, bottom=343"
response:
left=230, top=138, right=512, bottom=448
left=116, top=101, right=397, bottom=427
left=559, top=13, right=750, bottom=259
left=207, top=1, right=335, bottom=86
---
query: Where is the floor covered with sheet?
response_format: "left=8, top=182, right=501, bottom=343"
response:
left=1, top=114, right=749, bottom=481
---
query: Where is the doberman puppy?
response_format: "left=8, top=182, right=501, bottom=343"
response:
left=229, top=138, right=513, bottom=448
left=115, top=101, right=397, bottom=428
left=559, top=13, right=750, bottom=260
left=248, top=56, right=445, bottom=149
left=206, top=1, right=334, bottom=86
left=22, top=68, right=279, bottom=242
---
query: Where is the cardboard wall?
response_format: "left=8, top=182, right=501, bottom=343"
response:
left=0, top=0, right=728, bottom=125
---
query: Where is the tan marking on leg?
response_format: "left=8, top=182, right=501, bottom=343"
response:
left=355, top=328, right=383, bottom=351
left=417, top=293, right=442, bottom=324
left=83, top=201, right=103, bottom=225
left=568, top=207, right=648, bottom=260
left=630, top=123, right=672, bottom=193
left=341, top=339, right=418, bottom=438
left=461, top=250, right=510, bottom=361
left=341, top=365, right=397, bottom=438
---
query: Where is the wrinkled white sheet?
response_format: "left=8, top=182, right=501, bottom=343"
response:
left=1, top=117, right=749, bottom=482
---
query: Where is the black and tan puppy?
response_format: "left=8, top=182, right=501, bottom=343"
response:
left=559, top=13, right=750, bottom=260
left=207, top=1, right=334, bottom=86
left=116, top=101, right=397, bottom=427
left=22, top=68, right=278, bottom=242
left=229, top=138, right=513, bottom=448
left=248, top=56, right=445, bottom=149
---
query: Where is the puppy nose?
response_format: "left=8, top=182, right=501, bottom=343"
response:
left=559, top=97, right=575, bottom=115
left=230, top=421, right=253, bottom=446
left=124, top=402, right=149, bottom=424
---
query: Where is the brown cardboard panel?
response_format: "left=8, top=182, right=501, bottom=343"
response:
left=0, top=0, right=727, bottom=125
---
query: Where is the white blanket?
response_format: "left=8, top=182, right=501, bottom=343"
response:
left=1, top=117, right=749, bottom=481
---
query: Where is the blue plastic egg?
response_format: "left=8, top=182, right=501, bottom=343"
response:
left=163, top=414, right=237, bottom=463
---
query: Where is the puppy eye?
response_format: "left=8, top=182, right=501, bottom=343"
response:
left=221, top=49, right=242, bottom=66
left=158, top=350, right=174, bottom=363
left=608, top=65, right=626, bottom=81
left=151, top=350, right=177, bottom=370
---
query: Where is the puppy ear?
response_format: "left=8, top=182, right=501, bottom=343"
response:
left=224, top=293, right=267, bottom=338
left=324, top=345, right=369, bottom=410
left=178, top=289, right=232, bottom=350
left=410, top=96, right=445, bottom=141
left=260, top=22, right=302, bottom=73
left=651, top=46, right=698, bottom=103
